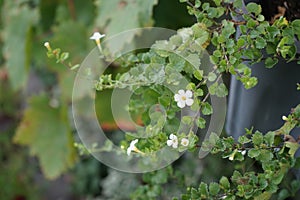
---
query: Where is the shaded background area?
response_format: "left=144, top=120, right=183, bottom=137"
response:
left=226, top=0, right=300, bottom=138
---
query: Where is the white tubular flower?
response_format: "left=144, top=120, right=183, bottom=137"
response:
left=90, top=32, right=105, bottom=41
left=90, top=32, right=105, bottom=44
left=44, top=42, right=51, bottom=51
left=90, top=32, right=105, bottom=51
left=167, top=134, right=178, bottom=148
left=229, top=153, right=234, bottom=161
left=282, top=115, right=288, bottom=121
left=44, top=42, right=50, bottom=48
left=127, top=139, right=139, bottom=156
left=174, top=90, right=194, bottom=108
left=181, top=138, right=189, bottom=147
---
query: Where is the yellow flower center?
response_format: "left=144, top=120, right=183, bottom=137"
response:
left=181, top=96, right=186, bottom=101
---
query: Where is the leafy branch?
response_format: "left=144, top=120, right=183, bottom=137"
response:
left=180, top=104, right=300, bottom=199
left=44, top=42, right=80, bottom=70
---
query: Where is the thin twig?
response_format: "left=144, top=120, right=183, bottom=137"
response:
left=67, top=0, right=76, bottom=21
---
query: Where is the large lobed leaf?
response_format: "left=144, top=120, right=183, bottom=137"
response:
left=95, top=0, right=158, bottom=50
left=2, top=0, right=38, bottom=90
left=13, top=94, right=77, bottom=179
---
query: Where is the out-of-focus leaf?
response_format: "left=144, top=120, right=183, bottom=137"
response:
left=95, top=89, right=117, bottom=130
left=54, top=0, right=96, bottom=27
left=2, top=1, right=38, bottom=90
left=57, top=70, right=76, bottom=102
left=39, top=0, right=59, bottom=31
left=253, top=192, right=272, bottom=200
left=74, top=0, right=96, bottom=26
left=13, top=94, right=77, bottom=179
left=278, top=189, right=290, bottom=200
left=95, top=0, right=158, bottom=51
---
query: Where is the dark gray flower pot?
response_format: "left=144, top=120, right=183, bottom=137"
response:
left=226, top=60, right=300, bottom=137
left=225, top=0, right=300, bottom=138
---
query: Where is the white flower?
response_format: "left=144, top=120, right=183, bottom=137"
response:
left=127, top=139, right=139, bottom=156
left=229, top=149, right=246, bottom=161
left=229, top=153, right=234, bottom=161
left=174, top=90, right=194, bottom=108
left=90, top=32, right=105, bottom=52
left=282, top=115, right=288, bottom=121
left=44, top=42, right=50, bottom=48
left=238, top=150, right=247, bottom=156
left=221, top=195, right=228, bottom=199
left=181, top=138, right=189, bottom=147
left=167, top=134, right=178, bottom=148
left=90, top=32, right=105, bottom=41
left=44, top=42, right=51, bottom=51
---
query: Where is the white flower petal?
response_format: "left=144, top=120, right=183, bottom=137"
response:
left=178, top=89, right=185, bottom=95
left=177, top=100, right=186, bottom=108
left=172, top=142, right=178, bottom=148
left=185, top=90, right=193, bottom=98
left=167, top=140, right=173, bottom=146
left=127, top=147, right=132, bottom=156
left=185, top=98, right=194, bottom=106
left=174, top=94, right=180, bottom=101
left=132, top=139, right=138, bottom=145
left=90, top=32, right=105, bottom=40
left=169, top=134, right=177, bottom=140
left=90, top=32, right=100, bottom=39
left=127, top=139, right=139, bottom=156
left=241, top=150, right=246, bottom=156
